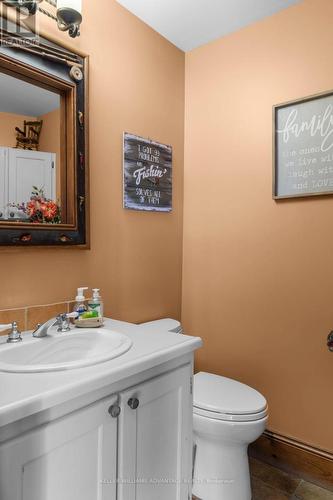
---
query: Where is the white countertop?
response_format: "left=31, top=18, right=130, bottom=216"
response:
left=0, top=318, right=202, bottom=428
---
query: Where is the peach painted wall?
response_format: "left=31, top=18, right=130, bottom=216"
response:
left=182, top=0, right=333, bottom=452
left=0, top=0, right=185, bottom=324
left=38, top=108, right=60, bottom=160
left=0, top=112, right=36, bottom=148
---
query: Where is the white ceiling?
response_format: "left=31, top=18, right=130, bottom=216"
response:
left=116, top=0, right=301, bottom=52
left=0, top=72, right=60, bottom=117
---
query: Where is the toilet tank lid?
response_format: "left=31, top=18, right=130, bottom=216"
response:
left=193, top=372, right=267, bottom=415
left=138, top=319, right=181, bottom=333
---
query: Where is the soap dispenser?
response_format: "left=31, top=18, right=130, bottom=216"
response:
left=73, top=287, right=88, bottom=317
left=88, top=288, right=104, bottom=320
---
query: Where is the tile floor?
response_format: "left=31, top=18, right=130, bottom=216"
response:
left=193, top=458, right=333, bottom=499
left=251, top=458, right=333, bottom=499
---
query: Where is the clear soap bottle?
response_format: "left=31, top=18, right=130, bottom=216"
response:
left=73, top=287, right=88, bottom=318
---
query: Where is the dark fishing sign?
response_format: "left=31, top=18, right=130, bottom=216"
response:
left=123, top=132, right=172, bottom=212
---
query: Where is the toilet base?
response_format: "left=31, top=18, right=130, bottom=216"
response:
left=192, top=414, right=267, bottom=500
left=193, top=439, right=251, bottom=500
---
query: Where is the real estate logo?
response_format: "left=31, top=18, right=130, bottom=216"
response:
left=0, top=1, right=39, bottom=45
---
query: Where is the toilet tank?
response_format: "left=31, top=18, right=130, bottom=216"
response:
left=138, top=318, right=183, bottom=334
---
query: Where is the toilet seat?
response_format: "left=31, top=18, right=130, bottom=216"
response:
left=193, top=405, right=268, bottom=422
left=193, top=372, right=268, bottom=423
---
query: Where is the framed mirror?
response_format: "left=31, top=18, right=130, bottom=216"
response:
left=0, top=19, right=88, bottom=246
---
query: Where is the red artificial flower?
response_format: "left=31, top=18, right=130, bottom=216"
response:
left=40, top=202, right=47, bottom=213
left=43, top=201, right=57, bottom=220
left=26, top=200, right=36, bottom=216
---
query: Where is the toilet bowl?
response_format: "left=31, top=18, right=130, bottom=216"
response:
left=193, top=372, right=268, bottom=500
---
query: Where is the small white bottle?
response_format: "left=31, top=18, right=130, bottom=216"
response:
left=88, top=288, right=104, bottom=321
left=73, top=287, right=88, bottom=318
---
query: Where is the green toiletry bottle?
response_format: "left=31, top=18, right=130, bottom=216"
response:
left=88, top=288, right=104, bottom=322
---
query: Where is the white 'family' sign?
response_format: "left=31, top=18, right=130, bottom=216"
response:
left=274, top=91, right=333, bottom=198
left=123, top=132, right=172, bottom=211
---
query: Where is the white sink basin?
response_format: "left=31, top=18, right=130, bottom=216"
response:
left=0, top=328, right=133, bottom=373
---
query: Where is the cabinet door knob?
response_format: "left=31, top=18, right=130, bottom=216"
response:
left=108, top=404, right=121, bottom=418
left=128, top=397, right=139, bottom=410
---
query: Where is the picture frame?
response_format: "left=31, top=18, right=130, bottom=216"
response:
left=123, top=132, right=172, bottom=212
left=273, top=89, right=333, bottom=199
left=0, top=17, right=89, bottom=247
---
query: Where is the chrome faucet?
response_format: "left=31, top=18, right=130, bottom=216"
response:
left=33, top=312, right=78, bottom=338
left=0, top=322, right=22, bottom=343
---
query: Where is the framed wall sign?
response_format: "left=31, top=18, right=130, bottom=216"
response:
left=273, top=90, right=333, bottom=199
left=123, top=132, right=172, bottom=212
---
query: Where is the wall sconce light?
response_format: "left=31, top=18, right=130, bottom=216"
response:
left=2, top=0, right=83, bottom=38
left=56, top=0, right=82, bottom=38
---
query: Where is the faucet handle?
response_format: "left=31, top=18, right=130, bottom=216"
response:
left=56, top=312, right=79, bottom=333
left=1, top=322, right=22, bottom=343
left=56, top=313, right=71, bottom=333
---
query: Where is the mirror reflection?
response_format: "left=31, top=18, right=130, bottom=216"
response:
left=0, top=71, right=62, bottom=224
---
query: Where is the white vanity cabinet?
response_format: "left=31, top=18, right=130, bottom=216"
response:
left=118, top=364, right=192, bottom=500
left=0, top=394, right=119, bottom=500
left=0, top=363, right=192, bottom=500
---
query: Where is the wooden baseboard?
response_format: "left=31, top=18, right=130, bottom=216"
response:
left=249, top=430, right=333, bottom=490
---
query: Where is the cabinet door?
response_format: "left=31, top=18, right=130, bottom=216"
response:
left=8, top=148, right=56, bottom=204
left=0, top=395, right=118, bottom=500
left=118, top=364, right=192, bottom=500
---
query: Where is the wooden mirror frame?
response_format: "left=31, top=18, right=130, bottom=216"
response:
left=0, top=24, right=88, bottom=247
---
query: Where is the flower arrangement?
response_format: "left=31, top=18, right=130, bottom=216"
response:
left=9, top=186, right=61, bottom=224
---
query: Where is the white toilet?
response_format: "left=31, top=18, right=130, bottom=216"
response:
left=193, top=372, right=268, bottom=500
left=138, top=319, right=268, bottom=500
